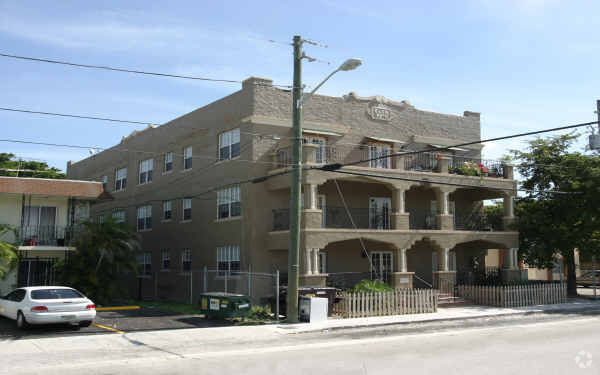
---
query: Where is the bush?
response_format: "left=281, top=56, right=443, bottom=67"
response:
left=248, top=305, right=272, bottom=320
left=349, top=279, right=393, bottom=293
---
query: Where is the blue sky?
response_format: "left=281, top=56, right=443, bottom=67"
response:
left=0, top=0, right=598, bottom=171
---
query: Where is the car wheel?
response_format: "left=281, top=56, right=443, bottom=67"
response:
left=16, top=311, right=29, bottom=330
left=79, top=320, right=92, bottom=328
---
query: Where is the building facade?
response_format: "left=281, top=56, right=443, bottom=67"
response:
left=66, top=77, right=521, bottom=300
left=0, top=177, right=106, bottom=294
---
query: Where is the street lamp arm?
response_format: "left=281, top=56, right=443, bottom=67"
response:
left=301, top=68, right=340, bottom=106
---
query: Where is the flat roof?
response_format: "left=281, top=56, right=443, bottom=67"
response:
left=0, top=177, right=106, bottom=199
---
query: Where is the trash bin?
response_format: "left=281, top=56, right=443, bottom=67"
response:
left=278, top=286, right=339, bottom=317
left=199, top=292, right=251, bottom=319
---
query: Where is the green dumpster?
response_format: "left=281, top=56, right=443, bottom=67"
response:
left=199, top=292, right=251, bottom=319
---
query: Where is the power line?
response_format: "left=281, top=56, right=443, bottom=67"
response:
left=0, top=107, right=156, bottom=126
left=315, top=120, right=600, bottom=172
left=0, top=138, right=291, bottom=167
left=0, top=52, right=294, bottom=88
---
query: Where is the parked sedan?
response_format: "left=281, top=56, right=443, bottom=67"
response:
left=0, top=286, right=96, bottom=329
left=577, top=270, right=600, bottom=288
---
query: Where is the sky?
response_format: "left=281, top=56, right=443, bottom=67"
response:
left=0, top=0, right=598, bottom=171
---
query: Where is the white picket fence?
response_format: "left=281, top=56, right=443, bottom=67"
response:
left=457, top=283, right=567, bottom=307
left=333, top=289, right=438, bottom=318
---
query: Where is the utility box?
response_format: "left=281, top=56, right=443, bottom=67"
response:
left=199, top=292, right=251, bottom=319
left=299, top=296, right=328, bottom=323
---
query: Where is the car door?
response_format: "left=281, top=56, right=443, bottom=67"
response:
left=0, top=290, right=24, bottom=319
left=0, top=291, right=14, bottom=317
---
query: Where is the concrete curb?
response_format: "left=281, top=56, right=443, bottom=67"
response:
left=279, top=304, right=600, bottom=335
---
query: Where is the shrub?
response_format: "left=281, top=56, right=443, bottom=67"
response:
left=349, top=279, right=393, bottom=293
left=248, top=305, right=272, bottom=320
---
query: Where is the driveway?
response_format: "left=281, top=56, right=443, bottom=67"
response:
left=0, top=307, right=229, bottom=340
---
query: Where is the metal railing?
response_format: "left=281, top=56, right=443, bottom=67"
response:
left=448, top=156, right=505, bottom=178
left=454, top=213, right=494, bottom=231
left=408, top=210, right=438, bottom=230
left=404, top=152, right=438, bottom=172
left=272, top=207, right=392, bottom=231
left=17, top=225, right=79, bottom=247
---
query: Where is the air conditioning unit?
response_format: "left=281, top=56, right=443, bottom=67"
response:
left=590, top=134, right=600, bottom=150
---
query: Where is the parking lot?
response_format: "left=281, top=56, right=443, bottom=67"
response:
left=0, top=307, right=229, bottom=340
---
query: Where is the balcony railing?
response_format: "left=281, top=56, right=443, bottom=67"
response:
left=408, top=210, right=438, bottom=230
left=448, top=156, right=504, bottom=178
left=453, top=213, right=501, bottom=231
left=272, top=207, right=391, bottom=231
left=17, top=225, right=79, bottom=247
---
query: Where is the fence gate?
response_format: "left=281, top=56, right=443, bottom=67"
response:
left=17, top=257, right=58, bottom=287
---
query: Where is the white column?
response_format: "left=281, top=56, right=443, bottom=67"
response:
left=504, top=194, right=514, bottom=217
left=304, top=248, right=313, bottom=275
left=438, top=248, right=450, bottom=271
left=511, top=248, right=519, bottom=269
left=312, top=248, right=320, bottom=274
left=304, top=184, right=317, bottom=210
left=436, top=190, right=450, bottom=215
left=396, top=248, right=407, bottom=273
left=393, top=188, right=406, bottom=214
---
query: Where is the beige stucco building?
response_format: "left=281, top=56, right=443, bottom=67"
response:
left=66, top=77, right=522, bottom=300
left=0, top=177, right=106, bottom=294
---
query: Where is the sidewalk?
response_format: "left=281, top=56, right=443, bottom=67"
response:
left=274, top=299, right=600, bottom=334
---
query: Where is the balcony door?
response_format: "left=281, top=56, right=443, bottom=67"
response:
left=303, top=135, right=327, bottom=163
left=369, top=197, right=391, bottom=229
left=317, top=194, right=326, bottom=228
left=22, top=206, right=57, bottom=245
left=371, top=251, right=392, bottom=283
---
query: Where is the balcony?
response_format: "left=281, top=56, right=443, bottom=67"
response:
left=16, top=225, right=79, bottom=247
left=272, top=145, right=508, bottom=179
left=273, top=208, right=504, bottom=232
left=272, top=207, right=391, bottom=231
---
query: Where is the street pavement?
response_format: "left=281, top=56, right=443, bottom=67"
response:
left=1, top=305, right=599, bottom=375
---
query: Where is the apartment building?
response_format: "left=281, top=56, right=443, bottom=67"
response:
left=0, top=176, right=107, bottom=294
left=66, top=77, right=521, bottom=300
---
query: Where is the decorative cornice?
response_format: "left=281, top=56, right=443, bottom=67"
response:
left=343, top=92, right=414, bottom=110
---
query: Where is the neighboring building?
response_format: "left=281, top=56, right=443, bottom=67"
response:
left=67, top=77, right=521, bottom=301
left=0, top=177, right=107, bottom=294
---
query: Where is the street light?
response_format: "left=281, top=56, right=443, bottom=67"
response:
left=287, top=35, right=362, bottom=323
left=302, top=58, right=363, bottom=106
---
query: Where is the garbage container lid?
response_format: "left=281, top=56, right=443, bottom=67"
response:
left=201, top=292, right=246, bottom=297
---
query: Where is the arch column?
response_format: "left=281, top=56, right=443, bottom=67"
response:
left=391, top=184, right=411, bottom=229
left=434, top=187, right=456, bottom=230
left=392, top=247, right=413, bottom=289
left=302, top=183, right=322, bottom=229
left=300, top=247, right=327, bottom=287
left=501, top=248, right=525, bottom=282
left=503, top=192, right=516, bottom=230
left=433, top=247, right=457, bottom=293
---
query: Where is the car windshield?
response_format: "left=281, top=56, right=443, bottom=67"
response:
left=30, top=289, right=84, bottom=300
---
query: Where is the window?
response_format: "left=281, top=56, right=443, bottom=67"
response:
left=369, top=144, right=392, bottom=169
left=6, top=289, right=26, bottom=302
left=182, top=249, right=192, bottom=272
left=163, top=200, right=172, bottom=221
left=161, top=249, right=170, bottom=270
left=102, top=175, right=108, bottom=184
left=139, top=159, right=153, bottom=184
left=22, top=206, right=57, bottom=237
left=371, top=251, right=392, bottom=283
left=183, top=198, right=192, bottom=221
left=112, top=210, right=125, bottom=223
left=217, top=186, right=241, bottom=219
left=31, top=288, right=83, bottom=300
left=97, top=215, right=105, bottom=224
left=137, top=205, right=152, bottom=231
left=164, top=152, right=173, bottom=173
left=183, top=146, right=192, bottom=170
left=303, top=135, right=327, bottom=163
left=217, top=245, right=240, bottom=276
left=219, top=128, right=241, bottom=161
left=137, top=253, right=152, bottom=276
left=319, top=252, right=327, bottom=274
left=115, top=168, right=127, bottom=191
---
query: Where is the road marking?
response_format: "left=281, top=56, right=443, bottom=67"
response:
left=92, top=322, right=124, bottom=334
left=96, top=306, right=140, bottom=312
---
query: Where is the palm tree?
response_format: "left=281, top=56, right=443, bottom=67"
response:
left=56, top=217, right=140, bottom=304
left=0, top=225, right=18, bottom=280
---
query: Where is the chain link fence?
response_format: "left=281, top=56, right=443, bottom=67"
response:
left=134, top=268, right=281, bottom=312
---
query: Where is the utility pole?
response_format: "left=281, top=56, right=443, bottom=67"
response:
left=287, top=35, right=303, bottom=323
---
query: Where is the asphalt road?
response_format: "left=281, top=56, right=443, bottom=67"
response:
left=0, top=307, right=226, bottom=339
left=3, top=310, right=599, bottom=375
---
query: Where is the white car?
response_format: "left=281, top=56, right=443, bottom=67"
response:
left=0, top=286, right=96, bottom=329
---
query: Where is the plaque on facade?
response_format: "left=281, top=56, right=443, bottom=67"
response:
left=367, top=104, right=392, bottom=122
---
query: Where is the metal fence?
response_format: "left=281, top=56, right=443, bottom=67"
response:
left=448, top=156, right=505, bottom=178
left=408, top=209, right=437, bottom=230
left=17, top=225, right=79, bottom=247
left=137, top=268, right=281, bottom=313
left=457, top=282, right=567, bottom=307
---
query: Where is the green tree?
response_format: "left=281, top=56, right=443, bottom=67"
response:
left=483, top=201, right=504, bottom=231
left=56, top=217, right=140, bottom=304
left=511, top=134, right=600, bottom=296
left=0, top=225, right=18, bottom=280
left=0, top=153, right=65, bottom=179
